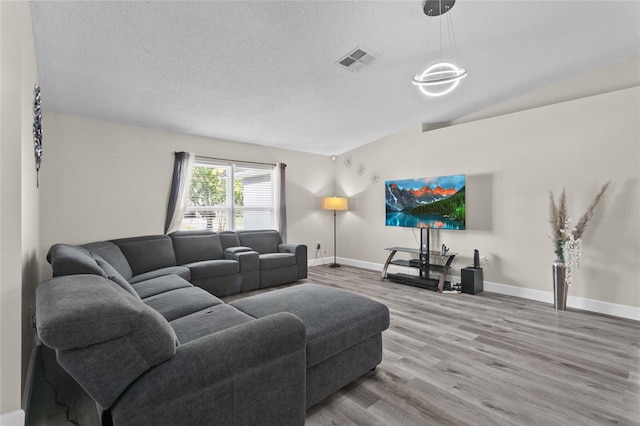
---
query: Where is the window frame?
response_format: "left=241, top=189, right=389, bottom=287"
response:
left=182, top=157, right=276, bottom=232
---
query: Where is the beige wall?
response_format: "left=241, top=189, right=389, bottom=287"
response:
left=1, top=1, right=40, bottom=416
left=39, top=113, right=335, bottom=279
left=37, top=89, right=640, bottom=316
left=336, top=87, right=639, bottom=309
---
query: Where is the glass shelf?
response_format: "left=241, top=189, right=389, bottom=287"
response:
left=382, top=246, right=457, bottom=293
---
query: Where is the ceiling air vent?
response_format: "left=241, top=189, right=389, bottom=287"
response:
left=336, top=47, right=378, bottom=72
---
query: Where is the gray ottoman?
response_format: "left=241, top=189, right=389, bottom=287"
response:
left=230, top=283, right=390, bottom=408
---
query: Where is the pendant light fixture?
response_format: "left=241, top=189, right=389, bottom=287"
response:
left=413, top=0, right=467, bottom=97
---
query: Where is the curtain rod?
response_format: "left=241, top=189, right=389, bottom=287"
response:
left=178, top=152, right=276, bottom=167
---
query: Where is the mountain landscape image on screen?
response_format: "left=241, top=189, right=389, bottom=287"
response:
left=385, top=174, right=466, bottom=229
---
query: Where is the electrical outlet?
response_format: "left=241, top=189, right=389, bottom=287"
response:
left=316, top=241, right=321, bottom=250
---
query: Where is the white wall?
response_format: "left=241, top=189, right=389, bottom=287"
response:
left=1, top=0, right=40, bottom=418
left=336, top=87, right=639, bottom=310
left=39, top=113, right=335, bottom=279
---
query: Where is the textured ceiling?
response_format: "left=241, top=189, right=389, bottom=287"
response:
left=31, top=1, right=640, bottom=156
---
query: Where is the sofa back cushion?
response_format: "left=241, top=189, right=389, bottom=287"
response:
left=236, top=230, right=282, bottom=254
left=169, top=231, right=225, bottom=264
left=47, top=244, right=140, bottom=300
left=111, top=235, right=177, bottom=277
left=83, top=241, right=133, bottom=280
left=47, top=244, right=103, bottom=277
left=218, top=231, right=241, bottom=250
left=90, top=254, right=140, bottom=299
left=36, top=274, right=177, bottom=409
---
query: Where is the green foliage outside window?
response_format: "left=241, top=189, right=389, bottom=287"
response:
left=188, top=166, right=244, bottom=208
left=184, top=162, right=273, bottom=232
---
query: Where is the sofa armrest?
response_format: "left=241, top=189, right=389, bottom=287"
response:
left=231, top=250, right=259, bottom=271
left=279, top=243, right=308, bottom=279
left=224, top=246, right=254, bottom=257
left=224, top=248, right=259, bottom=292
left=278, top=243, right=305, bottom=256
left=110, top=312, right=306, bottom=426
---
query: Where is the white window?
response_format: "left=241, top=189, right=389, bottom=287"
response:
left=181, top=158, right=275, bottom=231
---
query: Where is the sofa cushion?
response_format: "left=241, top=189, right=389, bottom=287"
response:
left=83, top=241, right=133, bottom=280
left=129, top=266, right=191, bottom=284
left=258, top=266, right=297, bottom=289
left=259, top=253, right=296, bottom=269
left=112, top=235, right=177, bottom=276
left=142, top=287, right=223, bottom=321
left=130, top=275, right=193, bottom=299
left=36, top=274, right=178, bottom=410
left=36, top=275, right=177, bottom=351
left=230, top=283, right=390, bottom=367
left=90, top=253, right=140, bottom=300
left=169, top=305, right=255, bottom=344
left=169, top=231, right=225, bottom=264
left=190, top=274, right=242, bottom=298
left=236, top=230, right=282, bottom=254
left=184, top=260, right=240, bottom=280
left=218, top=231, right=240, bottom=250
left=47, top=244, right=103, bottom=277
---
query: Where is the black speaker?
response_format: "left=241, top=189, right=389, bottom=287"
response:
left=461, top=267, right=483, bottom=295
left=473, top=249, right=480, bottom=268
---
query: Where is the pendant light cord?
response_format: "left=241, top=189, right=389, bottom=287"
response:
left=446, top=4, right=461, bottom=60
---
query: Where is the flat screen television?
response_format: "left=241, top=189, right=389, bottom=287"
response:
left=385, top=174, right=466, bottom=230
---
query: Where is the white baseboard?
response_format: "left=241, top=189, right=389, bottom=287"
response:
left=336, top=257, right=384, bottom=273
left=482, top=280, right=640, bottom=320
left=0, top=409, right=25, bottom=426
left=308, top=257, right=331, bottom=267
left=325, top=257, right=640, bottom=321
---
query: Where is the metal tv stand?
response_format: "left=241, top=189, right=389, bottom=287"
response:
left=381, top=228, right=456, bottom=293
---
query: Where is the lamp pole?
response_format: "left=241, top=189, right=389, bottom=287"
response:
left=330, top=209, right=340, bottom=268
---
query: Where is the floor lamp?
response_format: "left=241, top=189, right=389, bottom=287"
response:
left=322, top=196, right=349, bottom=268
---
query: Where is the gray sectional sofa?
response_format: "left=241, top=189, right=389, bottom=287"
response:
left=38, top=229, right=390, bottom=425
left=47, top=229, right=308, bottom=297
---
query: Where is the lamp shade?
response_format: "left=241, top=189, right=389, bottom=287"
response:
left=322, top=196, right=348, bottom=211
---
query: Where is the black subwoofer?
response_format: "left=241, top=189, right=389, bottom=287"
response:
left=461, top=267, right=483, bottom=295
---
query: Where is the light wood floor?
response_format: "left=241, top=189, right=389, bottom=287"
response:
left=298, top=265, right=640, bottom=426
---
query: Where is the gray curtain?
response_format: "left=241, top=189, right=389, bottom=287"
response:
left=278, top=163, right=287, bottom=242
left=164, top=152, right=194, bottom=234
